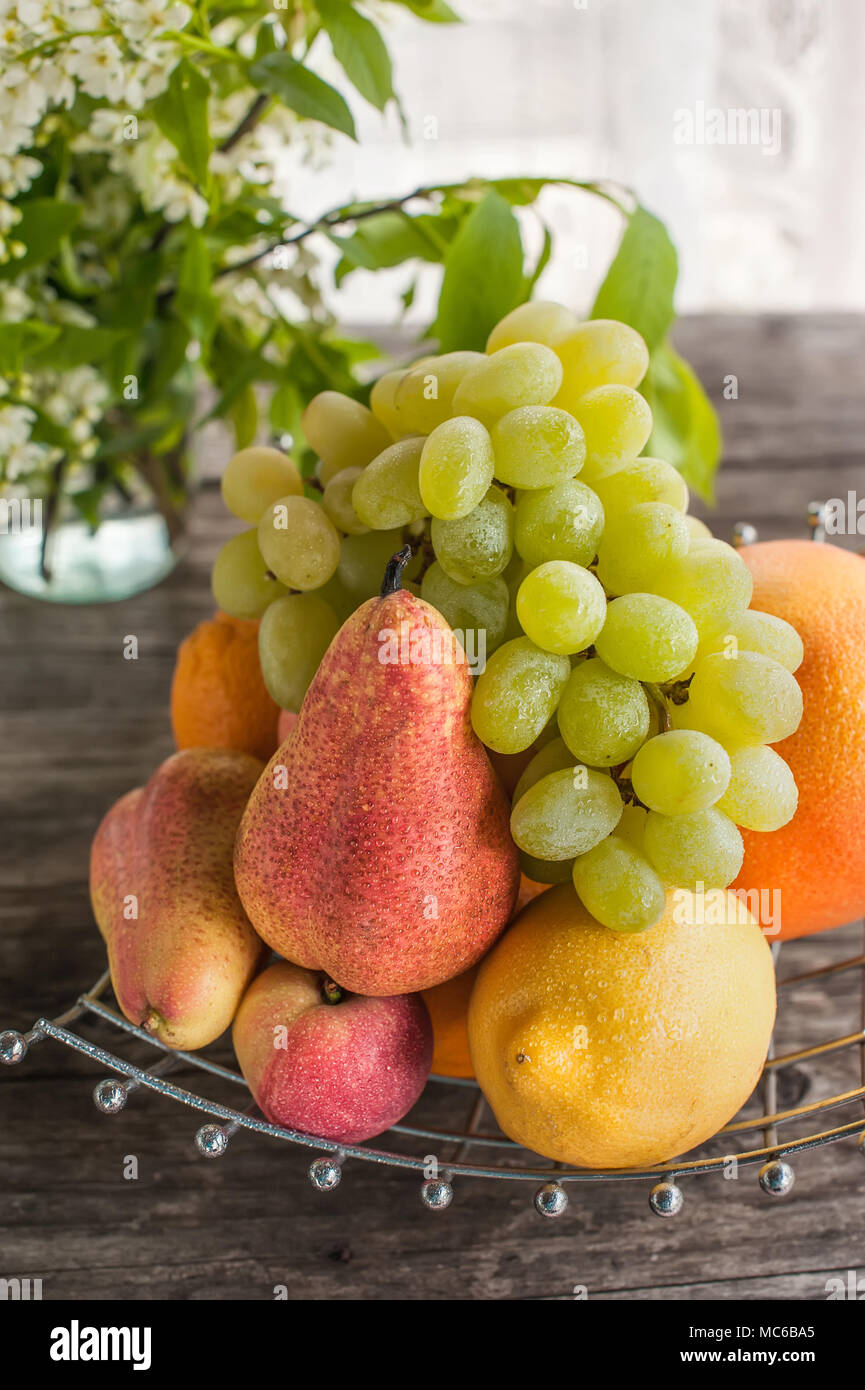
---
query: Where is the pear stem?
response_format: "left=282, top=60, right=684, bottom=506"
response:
left=380, top=544, right=413, bottom=597
left=321, top=979, right=344, bottom=1005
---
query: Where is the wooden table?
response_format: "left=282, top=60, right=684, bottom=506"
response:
left=2, top=313, right=864, bottom=1302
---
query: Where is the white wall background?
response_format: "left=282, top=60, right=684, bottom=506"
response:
left=277, top=0, right=865, bottom=325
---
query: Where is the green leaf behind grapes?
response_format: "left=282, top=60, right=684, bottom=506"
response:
left=382, top=0, right=461, bottom=20
left=316, top=0, right=395, bottom=111
left=432, top=191, right=524, bottom=352
left=249, top=53, right=357, bottom=140
left=641, top=342, right=721, bottom=503
left=151, top=60, right=211, bottom=189
left=591, top=204, right=678, bottom=351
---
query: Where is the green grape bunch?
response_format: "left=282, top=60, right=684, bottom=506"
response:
left=210, top=299, right=804, bottom=938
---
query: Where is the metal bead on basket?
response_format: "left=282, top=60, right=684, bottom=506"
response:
left=93, top=1077, right=128, bottom=1114
left=308, top=1156, right=342, bottom=1191
left=758, top=1159, right=795, bottom=1197
left=649, top=1181, right=684, bottom=1217
left=534, top=1182, right=569, bottom=1218
left=195, top=1123, right=230, bottom=1158
left=420, top=1178, right=453, bottom=1210
left=0, top=1030, right=28, bottom=1065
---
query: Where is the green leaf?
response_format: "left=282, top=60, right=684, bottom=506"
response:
left=230, top=382, right=259, bottom=449
left=175, top=226, right=216, bottom=347
left=591, top=204, right=678, bottom=352
left=0, top=200, right=81, bottom=277
left=0, top=320, right=60, bottom=372
left=384, top=0, right=461, bottom=21
left=249, top=53, right=357, bottom=140
left=316, top=0, right=395, bottom=111
left=432, top=190, right=524, bottom=352
left=525, top=224, right=553, bottom=296
left=29, top=324, right=126, bottom=369
left=269, top=380, right=304, bottom=442
left=641, top=342, right=720, bottom=503
left=152, top=60, right=211, bottom=188
left=331, top=210, right=454, bottom=284
left=69, top=483, right=107, bottom=533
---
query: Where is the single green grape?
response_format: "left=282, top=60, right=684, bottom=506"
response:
left=643, top=806, right=744, bottom=889
left=257, top=495, right=340, bottom=591
left=321, top=467, right=368, bottom=535
left=514, top=477, right=604, bottom=568
left=511, top=736, right=576, bottom=805
left=395, top=351, right=486, bottom=434
left=595, top=593, right=698, bottom=682
left=321, top=528, right=405, bottom=617
left=572, top=836, right=666, bottom=932
left=516, top=560, right=607, bottom=655
left=717, top=744, right=799, bottom=831
left=490, top=405, right=586, bottom=488
left=351, top=437, right=427, bottom=530
left=648, top=538, right=753, bottom=634
left=631, top=729, right=731, bottom=816
left=211, top=529, right=288, bottom=619
left=431, top=484, right=514, bottom=584
left=593, top=456, right=688, bottom=516
left=486, top=300, right=579, bottom=353
left=420, top=562, right=509, bottom=655
left=680, top=651, right=803, bottom=748
left=302, top=391, right=392, bottom=484
left=220, top=446, right=303, bottom=523
left=597, top=502, right=690, bottom=595
left=557, top=656, right=650, bottom=766
left=573, top=385, right=653, bottom=480
left=419, top=416, right=495, bottom=520
left=697, top=609, right=804, bottom=672
left=552, top=318, right=650, bottom=413
left=452, top=343, right=563, bottom=426
left=510, top=766, right=623, bottom=860
left=369, top=369, right=408, bottom=439
left=520, top=850, right=576, bottom=884
left=258, top=593, right=340, bottom=711
left=470, top=636, right=571, bottom=754
left=684, top=515, right=713, bottom=541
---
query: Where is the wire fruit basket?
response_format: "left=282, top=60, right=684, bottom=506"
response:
left=3, top=510, right=863, bottom=1220
left=3, top=925, right=865, bottom=1220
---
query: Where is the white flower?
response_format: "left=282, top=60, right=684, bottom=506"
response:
left=31, top=58, right=77, bottom=110
left=110, top=0, right=191, bottom=45
left=124, top=132, right=208, bottom=226
left=48, top=300, right=96, bottom=328
left=64, top=36, right=127, bottom=104
left=0, top=403, right=36, bottom=451
left=0, top=154, right=42, bottom=197
left=0, top=199, right=21, bottom=233
left=4, top=439, right=60, bottom=482
left=0, top=283, right=33, bottom=321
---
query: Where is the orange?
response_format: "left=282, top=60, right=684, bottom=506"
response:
left=423, top=874, right=549, bottom=1078
left=468, top=884, right=776, bottom=1169
left=171, top=611, right=280, bottom=762
left=733, top=541, right=865, bottom=939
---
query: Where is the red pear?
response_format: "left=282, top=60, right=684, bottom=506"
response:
left=235, top=547, right=519, bottom=994
left=90, top=749, right=265, bottom=1050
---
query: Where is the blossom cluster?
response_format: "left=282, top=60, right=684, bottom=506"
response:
left=0, top=0, right=323, bottom=498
